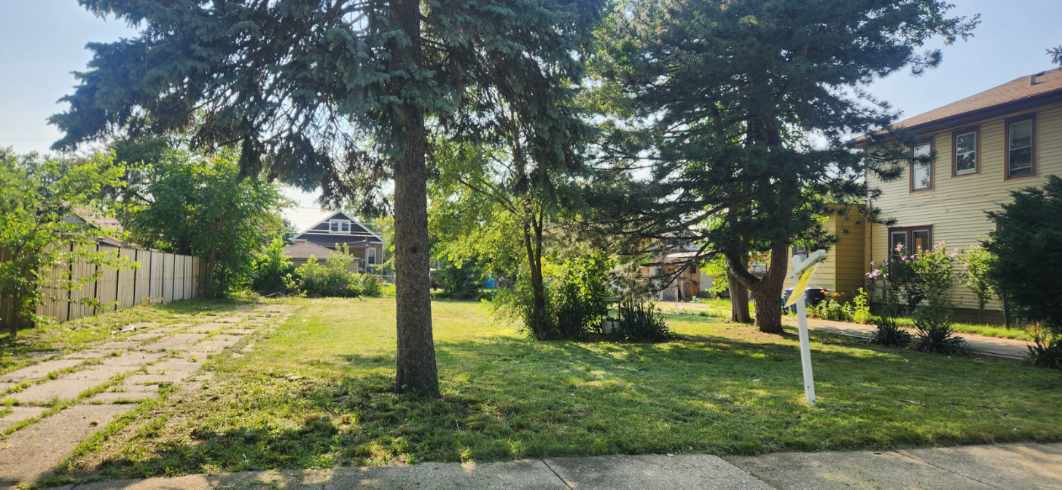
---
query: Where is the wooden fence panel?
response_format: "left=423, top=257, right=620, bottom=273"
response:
left=94, top=246, right=120, bottom=313
left=3, top=243, right=204, bottom=326
left=68, top=254, right=95, bottom=320
left=149, top=250, right=163, bottom=303
left=117, top=248, right=137, bottom=308
left=133, top=249, right=150, bottom=305
left=36, top=251, right=68, bottom=322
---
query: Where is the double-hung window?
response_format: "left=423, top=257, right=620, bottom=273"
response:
left=889, top=226, right=932, bottom=258
left=329, top=219, right=352, bottom=234
left=952, top=127, right=978, bottom=176
left=1006, top=115, right=1035, bottom=178
left=910, top=140, right=933, bottom=191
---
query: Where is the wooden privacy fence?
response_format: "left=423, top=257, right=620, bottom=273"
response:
left=1, top=244, right=205, bottom=326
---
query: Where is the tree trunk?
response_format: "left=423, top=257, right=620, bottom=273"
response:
left=390, top=0, right=439, bottom=397
left=750, top=241, right=789, bottom=334
left=727, top=270, right=751, bottom=323
left=523, top=215, right=549, bottom=338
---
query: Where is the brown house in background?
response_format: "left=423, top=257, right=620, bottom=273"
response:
left=283, top=210, right=385, bottom=272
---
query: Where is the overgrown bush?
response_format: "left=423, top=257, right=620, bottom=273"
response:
left=909, top=247, right=965, bottom=353
left=871, top=310, right=911, bottom=347
left=810, top=294, right=853, bottom=321
left=547, top=254, right=613, bottom=340
left=1027, top=325, right=1062, bottom=369
left=355, top=273, right=382, bottom=297
left=250, top=237, right=296, bottom=295
left=294, top=248, right=378, bottom=298
left=0, top=151, right=125, bottom=336
left=604, top=296, right=670, bottom=342
left=433, top=257, right=483, bottom=299
left=985, top=176, right=1062, bottom=337
left=852, top=288, right=872, bottom=324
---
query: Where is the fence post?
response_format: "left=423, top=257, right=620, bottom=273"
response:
left=148, top=251, right=154, bottom=303
left=65, top=242, right=74, bottom=322
left=114, top=249, right=121, bottom=311
left=91, top=243, right=99, bottom=316
left=172, top=254, right=177, bottom=302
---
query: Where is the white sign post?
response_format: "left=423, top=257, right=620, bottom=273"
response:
left=786, top=250, right=827, bottom=406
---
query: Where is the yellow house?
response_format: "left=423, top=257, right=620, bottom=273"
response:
left=783, top=207, right=866, bottom=300
left=865, top=68, right=1062, bottom=316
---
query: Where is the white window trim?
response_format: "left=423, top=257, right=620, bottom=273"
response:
left=328, top=219, right=353, bottom=235
left=366, top=247, right=377, bottom=267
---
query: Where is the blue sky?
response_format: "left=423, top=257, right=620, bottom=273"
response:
left=1, top=1, right=1059, bottom=206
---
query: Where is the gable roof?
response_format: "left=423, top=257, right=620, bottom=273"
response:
left=283, top=240, right=337, bottom=260
left=891, top=68, right=1062, bottom=133
left=291, top=209, right=384, bottom=243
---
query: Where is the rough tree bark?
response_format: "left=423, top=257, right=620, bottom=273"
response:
left=727, top=240, right=789, bottom=334
left=523, top=205, right=549, bottom=338
left=391, top=0, right=439, bottom=397
left=727, top=270, right=751, bottom=323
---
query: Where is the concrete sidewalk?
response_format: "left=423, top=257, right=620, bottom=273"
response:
left=58, top=442, right=1062, bottom=489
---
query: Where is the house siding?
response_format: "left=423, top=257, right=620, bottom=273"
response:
left=783, top=209, right=865, bottom=299
left=867, top=101, right=1062, bottom=311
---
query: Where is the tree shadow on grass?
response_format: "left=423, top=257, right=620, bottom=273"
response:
left=54, top=332, right=1062, bottom=485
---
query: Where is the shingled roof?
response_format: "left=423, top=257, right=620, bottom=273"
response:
left=891, top=68, right=1062, bottom=132
left=283, top=240, right=336, bottom=261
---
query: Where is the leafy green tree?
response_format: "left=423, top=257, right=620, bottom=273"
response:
left=985, top=176, right=1062, bottom=334
left=0, top=150, right=125, bottom=337
left=588, top=0, right=975, bottom=333
left=250, top=237, right=296, bottom=295
left=1050, top=46, right=1062, bottom=66
left=959, top=247, right=995, bottom=323
left=53, top=0, right=602, bottom=396
left=121, top=149, right=283, bottom=297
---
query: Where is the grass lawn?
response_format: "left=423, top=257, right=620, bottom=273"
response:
left=52, top=296, right=1062, bottom=481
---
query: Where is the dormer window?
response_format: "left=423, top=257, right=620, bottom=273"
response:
left=329, top=219, right=352, bottom=234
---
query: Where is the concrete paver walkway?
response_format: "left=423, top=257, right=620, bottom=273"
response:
left=56, top=442, right=1062, bottom=489
left=0, top=302, right=294, bottom=488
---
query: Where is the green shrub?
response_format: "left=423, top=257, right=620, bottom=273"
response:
left=810, top=297, right=853, bottom=321
left=250, top=237, right=296, bottom=295
left=912, top=303, right=965, bottom=353
left=295, top=249, right=366, bottom=297
left=1027, top=325, right=1062, bottom=370
left=547, top=254, right=613, bottom=340
left=871, top=311, right=911, bottom=347
left=852, top=288, right=872, bottom=324
left=985, top=176, right=1062, bottom=334
left=908, top=247, right=965, bottom=353
left=434, top=258, right=483, bottom=299
left=605, top=296, right=670, bottom=342
left=355, top=273, right=382, bottom=297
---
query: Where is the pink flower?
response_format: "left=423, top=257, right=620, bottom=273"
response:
left=894, top=243, right=904, bottom=252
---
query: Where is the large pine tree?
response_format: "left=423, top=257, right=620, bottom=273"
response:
left=53, top=0, right=601, bottom=395
left=589, top=0, right=976, bottom=332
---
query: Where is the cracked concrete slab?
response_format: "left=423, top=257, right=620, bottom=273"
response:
left=547, top=454, right=770, bottom=490
left=0, top=406, right=47, bottom=431
left=0, top=404, right=133, bottom=486
left=142, top=333, right=207, bottom=352
left=0, top=358, right=83, bottom=383
left=12, top=352, right=160, bottom=404
left=900, top=443, right=1062, bottom=489
left=725, top=449, right=994, bottom=489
